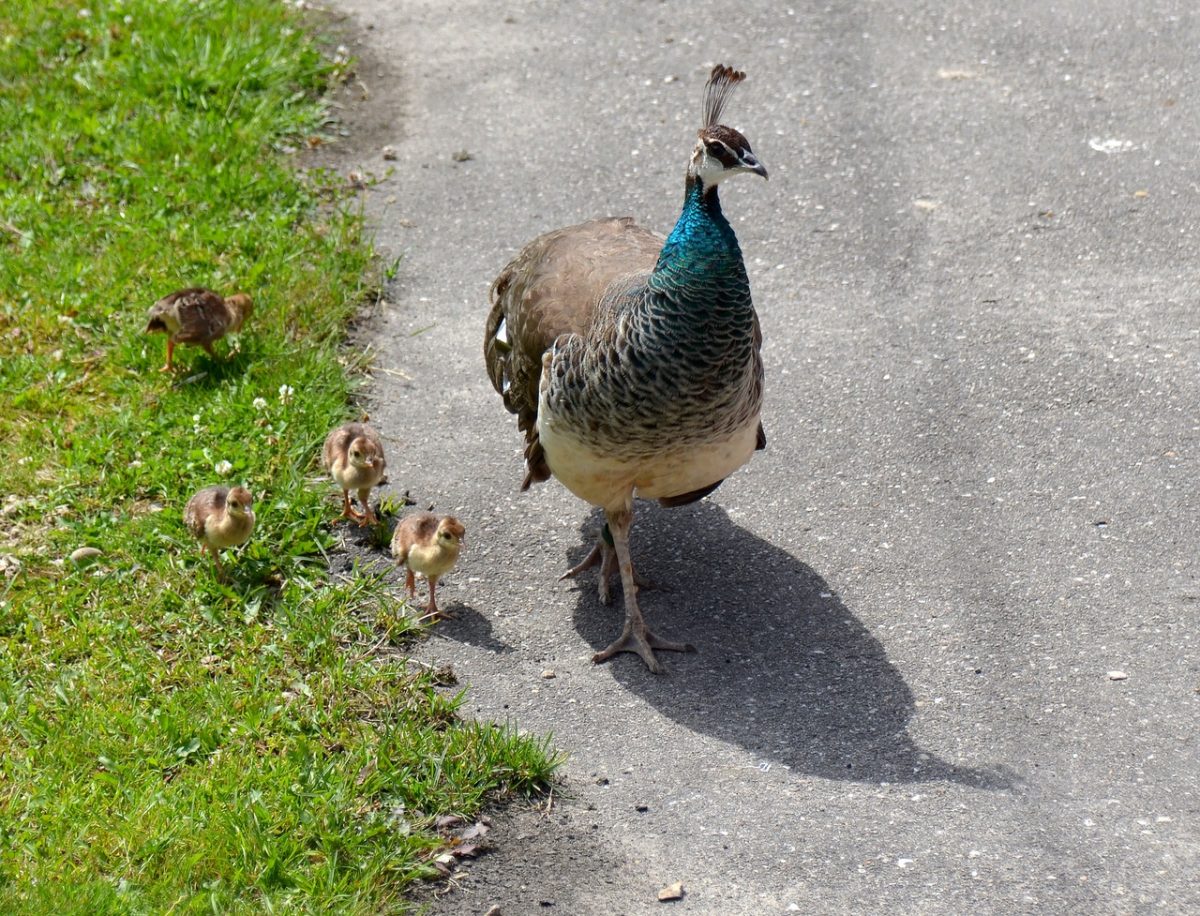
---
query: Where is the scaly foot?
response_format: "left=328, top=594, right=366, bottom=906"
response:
left=560, top=539, right=657, bottom=605
left=592, top=620, right=695, bottom=674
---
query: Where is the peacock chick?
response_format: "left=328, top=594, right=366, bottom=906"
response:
left=184, top=485, right=255, bottom=578
left=145, top=287, right=254, bottom=372
left=483, top=65, right=768, bottom=673
left=321, top=422, right=387, bottom=526
left=390, top=512, right=465, bottom=621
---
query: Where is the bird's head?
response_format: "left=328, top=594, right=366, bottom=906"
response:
left=688, top=65, right=768, bottom=189
left=226, top=486, right=254, bottom=517
left=437, top=516, right=465, bottom=549
left=226, top=293, right=253, bottom=332
left=145, top=300, right=178, bottom=335
left=348, top=436, right=383, bottom=470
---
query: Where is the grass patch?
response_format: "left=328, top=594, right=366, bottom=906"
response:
left=0, top=1, right=557, bottom=911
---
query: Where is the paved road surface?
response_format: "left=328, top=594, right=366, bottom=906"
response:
left=324, top=1, right=1199, bottom=912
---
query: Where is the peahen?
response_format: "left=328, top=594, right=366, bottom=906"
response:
left=483, top=65, right=768, bottom=673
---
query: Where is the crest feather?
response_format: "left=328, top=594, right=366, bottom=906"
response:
left=702, top=64, right=746, bottom=128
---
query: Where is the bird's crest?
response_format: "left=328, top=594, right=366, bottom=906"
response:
left=702, top=64, right=746, bottom=129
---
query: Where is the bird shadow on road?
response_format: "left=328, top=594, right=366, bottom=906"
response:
left=434, top=603, right=514, bottom=655
left=566, top=502, right=1018, bottom=791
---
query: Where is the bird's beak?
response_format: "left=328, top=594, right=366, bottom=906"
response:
left=741, top=152, right=768, bottom=180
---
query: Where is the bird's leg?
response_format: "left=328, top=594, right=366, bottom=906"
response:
left=404, top=568, right=417, bottom=599
left=559, top=541, right=611, bottom=604
left=356, top=487, right=377, bottom=527
left=591, top=506, right=694, bottom=674
left=560, top=525, right=657, bottom=605
left=209, top=545, right=225, bottom=581
left=201, top=341, right=217, bottom=360
left=418, top=577, right=451, bottom=622
left=337, top=489, right=364, bottom=523
left=158, top=339, right=175, bottom=372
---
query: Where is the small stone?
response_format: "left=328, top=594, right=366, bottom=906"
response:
left=381, top=145, right=397, bottom=160
left=657, top=881, right=685, bottom=901
left=451, top=150, right=473, bottom=162
left=541, top=669, right=556, bottom=679
left=1107, top=670, right=1128, bottom=681
left=486, top=907, right=502, bottom=916
left=70, top=547, right=103, bottom=566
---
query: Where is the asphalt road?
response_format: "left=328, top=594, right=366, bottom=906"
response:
left=324, top=1, right=1199, bottom=912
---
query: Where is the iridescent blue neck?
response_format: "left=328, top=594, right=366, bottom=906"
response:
left=651, top=176, right=742, bottom=286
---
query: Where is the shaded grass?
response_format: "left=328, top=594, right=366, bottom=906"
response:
left=0, top=1, right=557, bottom=911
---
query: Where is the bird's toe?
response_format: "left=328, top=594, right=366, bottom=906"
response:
left=592, top=623, right=694, bottom=674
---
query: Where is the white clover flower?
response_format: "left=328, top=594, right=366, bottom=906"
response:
left=278, top=384, right=295, bottom=403
left=253, top=397, right=268, bottom=411
left=215, top=460, right=234, bottom=476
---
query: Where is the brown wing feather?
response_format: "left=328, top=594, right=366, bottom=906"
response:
left=161, top=288, right=232, bottom=345
left=484, top=217, right=664, bottom=488
left=390, top=511, right=439, bottom=564
left=321, top=425, right=353, bottom=471
left=184, top=485, right=228, bottom=538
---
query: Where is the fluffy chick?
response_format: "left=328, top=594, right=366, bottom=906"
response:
left=145, top=287, right=253, bottom=372
left=184, top=485, right=255, bottom=578
left=390, top=512, right=465, bottom=620
left=321, top=422, right=387, bottom=526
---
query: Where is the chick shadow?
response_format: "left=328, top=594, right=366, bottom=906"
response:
left=168, top=347, right=255, bottom=389
left=432, top=602, right=513, bottom=655
left=567, top=502, right=1017, bottom=790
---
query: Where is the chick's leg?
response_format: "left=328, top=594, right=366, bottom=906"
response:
left=420, top=576, right=452, bottom=622
left=591, top=506, right=694, bottom=674
left=159, top=339, right=175, bottom=372
left=208, top=545, right=225, bottom=580
left=338, top=490, right=364, bottom=523
left=356, top=487, right=377, bottom=527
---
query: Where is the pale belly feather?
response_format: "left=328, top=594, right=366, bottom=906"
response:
left=538, top=412, right=760, bottom=512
